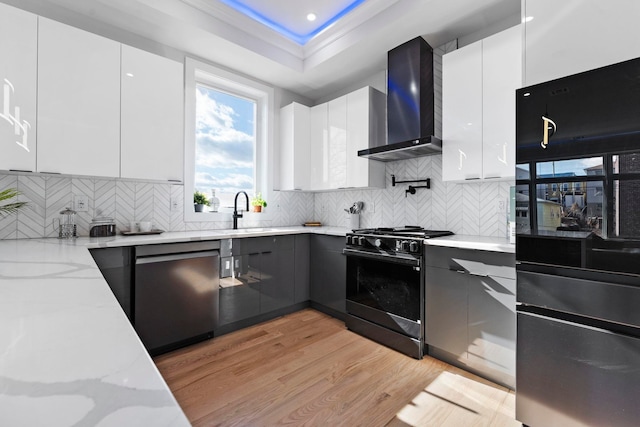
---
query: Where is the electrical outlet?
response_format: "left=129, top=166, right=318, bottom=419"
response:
left=369, top=202, right=375, bottom=213
left=170, top=197, right=179, bottom=212
left=74, top=194, right=88, bottom=212
left=497, top=199, right=507, bottom=214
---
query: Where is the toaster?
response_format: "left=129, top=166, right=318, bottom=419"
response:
left=89, top=216, right=116, bottom=237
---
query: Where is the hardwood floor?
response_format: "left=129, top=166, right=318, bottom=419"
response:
left=154, top=309, right=520, bottom=426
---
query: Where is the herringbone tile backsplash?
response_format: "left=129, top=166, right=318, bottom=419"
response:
left=0, top=161, right=511, bottom=239
left=313, top=155, right=513, bottom=238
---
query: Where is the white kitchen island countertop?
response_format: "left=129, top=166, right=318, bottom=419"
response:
left=0, top=226, right=350, bottom=426
left=0, top=237, right=191, bottom=427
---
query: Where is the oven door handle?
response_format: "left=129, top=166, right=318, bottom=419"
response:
left=343, top=248, right=420, bottom=267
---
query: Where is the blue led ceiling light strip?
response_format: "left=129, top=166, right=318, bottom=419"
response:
left=219, top=0, right=367, bottom=45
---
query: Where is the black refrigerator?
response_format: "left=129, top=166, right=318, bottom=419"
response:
left=515, top=57, right=640, bottom=427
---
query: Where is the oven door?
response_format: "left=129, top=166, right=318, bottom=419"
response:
left=344, top=249, right=423, bottom=339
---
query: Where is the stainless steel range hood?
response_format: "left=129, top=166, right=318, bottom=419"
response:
left=358, top=36, right=441, bottom=162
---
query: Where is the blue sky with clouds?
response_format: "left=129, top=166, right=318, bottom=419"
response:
left=195, top=85, right=255, bottom=206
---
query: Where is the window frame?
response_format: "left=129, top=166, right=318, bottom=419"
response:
left=183, top=58, right=274, bottom=223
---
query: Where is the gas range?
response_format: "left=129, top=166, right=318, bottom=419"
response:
left=345, top=226, right=453, bottom=256
left=343, top=226, right=453, bottom=359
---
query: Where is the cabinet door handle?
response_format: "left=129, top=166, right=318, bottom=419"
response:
left=458, top=149, right=466, bottom=170
left=468, top=271, right=488, bottom=278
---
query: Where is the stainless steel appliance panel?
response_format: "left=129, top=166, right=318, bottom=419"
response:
left=517, top=267, right=640, bottom=327
left=517, top=310, right=640, bottom=427
left=135, top=242, right=219, bottom=354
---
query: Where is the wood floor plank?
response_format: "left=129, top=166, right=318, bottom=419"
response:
left=154, top=309, right=520, bottom=427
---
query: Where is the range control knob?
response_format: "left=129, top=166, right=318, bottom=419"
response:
left=346, top=236, right=351, bottom=245
left=395, top=240, right=403, bottom=251
left=409, top=241, right=419, bottom=253
left=358, top=236, right=367, bottom=246
left=401, top=240, right=410, bottom=251
left=374, top=238, right=383, bottom=248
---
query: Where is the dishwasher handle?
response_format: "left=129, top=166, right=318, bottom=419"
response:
left=136, top=250, right=219, bottom=265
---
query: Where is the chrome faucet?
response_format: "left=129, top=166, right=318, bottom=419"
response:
left=233, top=191, right=249, bottom=229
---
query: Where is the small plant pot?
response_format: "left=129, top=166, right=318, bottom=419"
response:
left=253, top=205, right=262, bottom=213
left=194, top=203, right=205, bottom=212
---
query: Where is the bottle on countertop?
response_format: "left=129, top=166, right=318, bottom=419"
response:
left=209, top=189, right=220, bottom=212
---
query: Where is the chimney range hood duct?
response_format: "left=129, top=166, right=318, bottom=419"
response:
left=358, top=36, right=441, bottom=162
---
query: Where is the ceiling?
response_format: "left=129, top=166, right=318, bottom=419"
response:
left=3, top=0, right=520, bottom=102
left=216, top=0, right=368, bottom=45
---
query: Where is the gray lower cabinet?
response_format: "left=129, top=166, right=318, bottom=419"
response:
left=425, top=245, right=516, bottom=388
left=218, top=235, right=297, bottom=328
left=261, top=236, right=295, bottom=313
left=89, top=247, right=133, bottom=319
left=294, top=234, right=310, bottom=303
left=426, top=266, right=468, bottom=358
left=310, top=234, right=346, bottom=319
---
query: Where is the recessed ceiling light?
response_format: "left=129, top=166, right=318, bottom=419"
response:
left=219, top=0, right=366, bottom=45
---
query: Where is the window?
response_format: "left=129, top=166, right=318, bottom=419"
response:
left=184, top=58, right=274, bottom=222
left=195, top=85, right=256, bottom=209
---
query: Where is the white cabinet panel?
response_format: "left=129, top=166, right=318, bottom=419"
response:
left=0, top=3, right=37, bottom=172
left=120, top=45, right=184, bottom=181
left=37, top=18, right=120, bottom=177
left=328, top=96, right=347, bottom=189
left=443, top=25, right=521, bottom=182
left=346, top=87, right=385, bottom=189
left=482, top=25, right=521, bottom=180
left=443, top=40, right=483, bottom=182
left=305, top=87, right=385, bottom=191
left=524, top=0, right=640, bottom=86
left=279, top=102, right=310, bottom=191
left=309, top=103, right=329, bottom=191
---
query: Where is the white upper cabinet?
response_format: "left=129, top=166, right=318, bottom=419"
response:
left=328, top=96, right=347, bottom=189
left=120, top=45, right=184, bottom=182
left=346, top=87, right=385, bottom=189
left=443, top=25, right=522, bottom=182
left=0, top=3, right=37, bottom=172
left=443, top=40, right=483, bottom=181
left=279, top=102, right=310, bottom=191
left=37, top=18, right=121, bottom=177
left=482, top=25, right=521, bottom=180
left=524, top=0, right=640, bottom=86
left=304, top=86, right=385, bottom=191
left=309, top=103, right=329, bottom=191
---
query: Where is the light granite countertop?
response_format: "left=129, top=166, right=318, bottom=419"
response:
left=425, top=234, right=515, bottom=254
left=0, top=226, right=347, bottom=426
left=0, top=225, right=509, bottom=426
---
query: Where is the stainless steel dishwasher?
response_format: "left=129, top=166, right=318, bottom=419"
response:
left=134, top=241, right=220, bottom=355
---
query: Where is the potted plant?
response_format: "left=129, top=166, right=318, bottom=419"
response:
left=193, top=191, right=210, bottom=212
left=251, top=193, right=267, bottom=212
left=0, top=188, right=27, bottom=216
